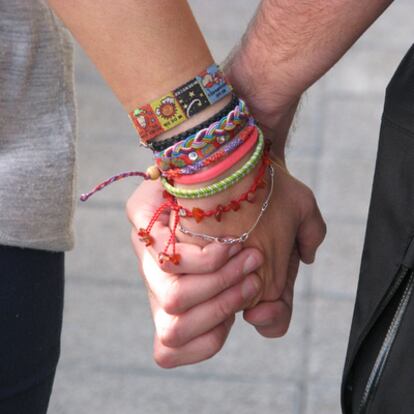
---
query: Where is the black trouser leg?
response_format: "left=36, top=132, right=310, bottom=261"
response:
left=0, top=245, right=64, bottom=414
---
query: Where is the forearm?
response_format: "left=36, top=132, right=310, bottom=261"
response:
left=47, top=0, right=211, bottom=109
left=48, top=0, right=248, bottom=240
left=227, top=0, right=392, bottom=127
left=47, top=0, right=231, bottom=140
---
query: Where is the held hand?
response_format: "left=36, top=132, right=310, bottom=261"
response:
left=176, top=158, right=327, bottom=338
left=242, top=159, right=326, bottom=337
left=222, top=49, right=325, bottom=336
left=126, top=180, right=264, bottom=368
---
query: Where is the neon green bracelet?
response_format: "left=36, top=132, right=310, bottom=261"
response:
left=161, top=129, right=264, bottom=199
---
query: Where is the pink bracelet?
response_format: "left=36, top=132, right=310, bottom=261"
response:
left=173, top=126, right=259, bottom=185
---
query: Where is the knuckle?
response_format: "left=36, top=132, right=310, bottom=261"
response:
left=204, top=327, right=227, bottom=357
left=200, top=255, right=215, bottom=274
left=158, top=317, right=182, bottom=348
left=200, top=247, right=225, bottom=274
left=125, top=196, right=135, bottom=223
left=126, top=195, right=148, bottom=230
left=214, top=298, right=235, bottom=321
left=216, top=268, right=233, bottom=292
left=269, top=283, right=284, bottom=302
left=130, top=227, right=138, bottom=246
left=275, top=320, right=290, bottom=337
left=161, top=278, right=183, bottom=314
left=295, top=183, right=317, bottom=216
left=153, top=347, right=175, bottom=369
left=268, top=313, right=292, bottom=338
left=319, top=218, right=328, bottom=242
left=303, top=186, right=317, bottom=211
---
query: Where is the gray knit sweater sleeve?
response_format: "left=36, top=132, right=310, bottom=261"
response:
left=0, top=0, right=77, bottom=251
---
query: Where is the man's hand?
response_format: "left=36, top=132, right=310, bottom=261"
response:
left=127, top=180, right=264, bottom=368
left=241, top=159, right=326, bottom=337
left=176, top=157, right=327, bottom=339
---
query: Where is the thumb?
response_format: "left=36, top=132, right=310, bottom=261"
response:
left=295, top=197, right=326, bottom=264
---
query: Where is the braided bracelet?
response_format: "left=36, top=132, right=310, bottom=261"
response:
left=160, top=129, right=264, bottom=199
left=147, top=94, right=238, bottom=152
left=178, top=164, right=274, bottom=245
left=161, top=98, right=250, bottom=158
left=172, top=125, right=259, bottom=184
left=154, top=121, right=245, bottom=171
left=155, top=99, right=251, bottom=170
left=129, top=63, right=232, bottom=143
left=164, top=124, right=257, bottom=180
left=137, top=150, right=271, bottom=266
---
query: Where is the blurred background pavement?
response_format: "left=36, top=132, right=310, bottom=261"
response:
left=48, top=2, right=414, bottom=413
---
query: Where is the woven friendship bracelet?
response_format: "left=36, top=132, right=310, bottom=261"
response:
left=129, top=63, right=232, bottom=143
left=154, top=100, right=251, bottom=170
left=160, top=129, right=265, bottom=199
left=160, top=98, right=250, bottom=158
left=147, top=94, right=238, bottom=152
left=155, top=121, right=246, bottom=171
left=164, top=123, right=257, bottom=180
left=172, top=125, right=259, bottom=184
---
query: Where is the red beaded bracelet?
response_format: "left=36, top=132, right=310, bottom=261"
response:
left=137, top=147, right=271, bottom=265
left=173, top=154, right=269, bottom=222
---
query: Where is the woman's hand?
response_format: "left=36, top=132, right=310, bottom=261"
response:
left=127, top=180, right=265, bottom=368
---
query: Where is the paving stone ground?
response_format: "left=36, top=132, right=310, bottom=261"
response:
left=48, top=2, right=414, bottom=413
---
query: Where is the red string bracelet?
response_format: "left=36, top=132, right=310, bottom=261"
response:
left=173, top=154, right=269, bottom=222
left=137, top=148, right=270, bottom=265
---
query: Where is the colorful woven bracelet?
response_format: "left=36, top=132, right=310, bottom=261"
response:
left=147, top=94, right=239, bottom=152
left=160, top=129, right=264, bottom=199
left=137, top=149, right=271, bottom=266
left=155, top=124, right=243, bottom=170
left=129, top=63, right=232, bottom=143
left=174, top=153, right=269, bottom=222
left=172, top=125, right=258, bottom=184
left=164, top=123, right=257, bottom=180
left=154, top=99, right=250, bottom=170
left=160, top=98, right=249, bottom=158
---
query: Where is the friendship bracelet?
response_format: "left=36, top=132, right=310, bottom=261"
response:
left=155, top=122, right=245, bottom=171
left=147, top=94, right=239, bottom=152
left=129, top=63, right=232, bottom=143
left=160, top=98, right=249, bottom=158
left=178, top=164, right=275, bottom=245
left=172, top=125, right=259, bottom=185
left=164, top=124, right=257, bottom=180
left=160, top=130, right=265, bottom=199
left=78, top=127, right=259, bottom=202
left=154, top=99, right=251, bottom=170
left=137, top=148, right=271, bottom=266
left=173, top=154, right=269, bottom=223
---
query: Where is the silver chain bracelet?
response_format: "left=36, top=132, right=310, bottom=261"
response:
left=178, top=164, right=275, bottom=245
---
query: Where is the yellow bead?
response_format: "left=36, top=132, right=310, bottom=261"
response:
left=146, top=165, right=161, bottom=180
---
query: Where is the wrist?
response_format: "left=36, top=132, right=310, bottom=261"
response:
left=224, top=27, right=303, bottom=118
left=174, top=135, right=268, bottom=246
left=155, top=94, right=232, bottom=142
left=224, top=50, right=299, bottom=162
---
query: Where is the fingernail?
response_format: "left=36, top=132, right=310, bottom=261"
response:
left=243, top=254, right=258, bottom=275
left=242, top=275, right=260, bottom=300
left=229, top=244, right=242, bottom=258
